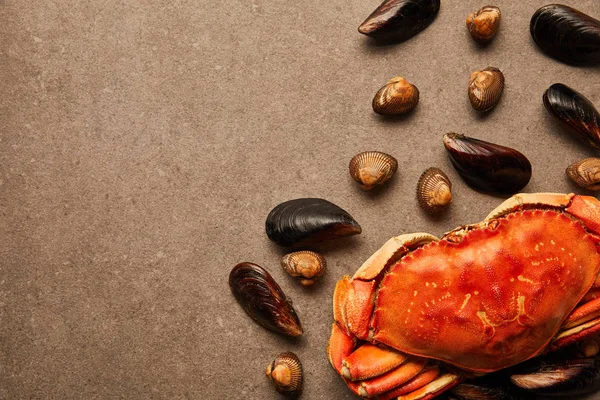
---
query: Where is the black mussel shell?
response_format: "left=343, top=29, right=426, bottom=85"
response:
left=530, top=4, right=600, bottom=64
left=443, top=133, right=532, bottom=194
left=229, top=262, right=303, bottom=337
left=452, top=382, right=521, bottom=400
left=543, top=83, right=600, bottom=149
left=265, top=198, right=361, bottom=247
left=358, top=0, right=440, bottom=44
left=510, top=358, right=600, bottom=397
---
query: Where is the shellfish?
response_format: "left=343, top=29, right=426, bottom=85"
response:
left=281, top=251, right=326, bottom=286
left=530, top=4, right=600, bottom=64
left=229, top=262, right=303, bottom=337
left=359, top=0, right=440, bottom=44
left=372, top=76, right=419, bottom=115
left=349, top=151, right=398, bottom=189
left=265, top=198, right=361, bottom=247
left=266, top=352, right=303, bottom=397
left=543, top=83, right=600, bottom=149
left=468, top=67, right=504, bottom=112
left=466, top=5, right=501, bottom=44
left=443, top=132, right=531, bottom=194
left=566, top=158, right=600, bottom=190
left=416, top=167, right=452, bottom=213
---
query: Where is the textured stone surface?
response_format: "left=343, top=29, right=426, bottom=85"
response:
left=1, top=0, right=600, bottom=399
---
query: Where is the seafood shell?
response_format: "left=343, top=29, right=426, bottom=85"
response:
left=266, top=352, right=303, bottom=396
left=416, top=167, right=452, bottom=213
left=511, top=358, right=600, bottom=397
left=566, top=158, right=600, bottom=190
left=451, top=382, right=518, bottom=400
left=372, top=77, right=419, bottom=115
left=543, top=83, right=600, bottom=149
left=443, top=132, right=531, bottom=194
left=229, top=262, right=303, bottom=337
left=531, top=4, right=600, bottom=64
left=359, top=0, right=440, bottom=43
left=281, top=251, right=326, bottom=286
left=468, top=67, right=504, bottom=112
left=266, top=198, right=361, bottom=247
left=349, top=151, right=398, bottom=189
left=466, top=5, right=501, bottom=44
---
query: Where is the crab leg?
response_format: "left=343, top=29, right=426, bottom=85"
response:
left=342, top=344, right=407, bottom=381
left=396, top=374, right=461, bottom=400
left=377, top=367, right=440, bottom=400
left=357, top=358, right=428, bottom=398
left=327, top=323, right=355, bottom=374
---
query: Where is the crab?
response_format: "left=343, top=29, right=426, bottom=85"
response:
left=327, top=193, right=600, bottom=399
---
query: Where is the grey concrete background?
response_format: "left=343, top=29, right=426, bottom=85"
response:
left=1, top=0, right=600, bottom=399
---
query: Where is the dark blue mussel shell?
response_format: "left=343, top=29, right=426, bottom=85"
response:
left=359, top=0, right=440, bottom=44
left=265, top=198, right=361, bottom=247
left=531, top=4, right=600, bottom=64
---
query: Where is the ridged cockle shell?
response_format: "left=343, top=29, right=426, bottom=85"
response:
left=349, top=151, right=398, bottom=190
left=281, top=251, right=326, bottom=286
left=466, top=5, right=501, bottom=44
left=468, top=67, right=504, bottom=112
left=566, top=158, right=600, bottom=190
left=416, top=167, right=452, bottom=213
left=372, top=77, right=419, bottom=115
left=266, top=352, right=303, bottom=397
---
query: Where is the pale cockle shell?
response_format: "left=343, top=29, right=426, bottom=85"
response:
left=468, top=67, right=504, bottom=112
left=349, top=151, right=398, bottom=190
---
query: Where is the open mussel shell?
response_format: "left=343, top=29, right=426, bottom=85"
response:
left=417, top=167, right=452, bottom=214
left=266, top=351, right=303, bottom=397
left=468, top=67, right=504, bottom=112
left=372, top=76, right=419, bottom=115
left=281, top=251, right=326, bottom=286
left=510, top=358, right=600, bottom=397
left=466, top=6, right=501, bottom=44
left=567, top=158, right=600, bottom=190
left=229, top=262, right=303, bottom=337
left=359, top=0, right=440, bottom=44
left=543, top=83, right=600, bottom=149
left=443, top=132, right=531, bottom=194
left=349, top=151, right=398, bottom=189
left=531, top=4, right=600, bottom=64
left=266, top=198, right=361, bottom=247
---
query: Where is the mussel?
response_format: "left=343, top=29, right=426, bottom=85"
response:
left=359, top=0, right=440, bottom=44
left=266, top=198, right=361, bottom=247
left=229, top=262, right=303, bottom=337
left=281, top=251, right=326, bottom=286
left=451, top=382, right=519, bottom=400
left=349, top=151, right=398, bottom=189
left=566, top=158, right=600, bottom=190
left=416, top=167, right=452, bottom=214
left=530, top=4, right=600, bottom=64
left=443, top=133, right=532, bottom=194
left=372, top=76, right=420, bottom=115
left=511, top=358, right=600, bottom=397
left=468, top=67, right=504, bottom=112
left=266, top=352, right=303, bottom=397
left=466, top=6, right=501, bottom=44
left=543, top=83, right=600, bottom=149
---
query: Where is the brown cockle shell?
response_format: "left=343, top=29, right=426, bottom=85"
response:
left=566, top=158, right=600, bottom=190
left=468, top=67, right=504, bottom=112
left=229, top=262, right=303, bottom=337
left=466, top=6, right=501, bottom=44
left=281, top=251, right=326, bottom=286
left=349, top=151, right=398, bottom=190
left=372, top=76, right=419, bottom=115
left=266, top=352, right=303, bottom=397
left=417, top=167, right=452, bottom=213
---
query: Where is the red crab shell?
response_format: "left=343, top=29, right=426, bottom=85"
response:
left=327, top=193, right=600, bottom=400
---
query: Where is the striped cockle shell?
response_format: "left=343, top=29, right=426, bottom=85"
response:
left=566, top=158, right=600, bottom=190
left=372, top=76, right=419, bottom=115
left=468, top=67, right=504, bottom=112
left=417, top=167, right=452, bottom=213
left=281, top=251, right=326, bottom=286
left=266, top=351, right=303, bottom=396
left=466, top=5, right=501, bottom=44
left=349, top=151, right=398, bottom=190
